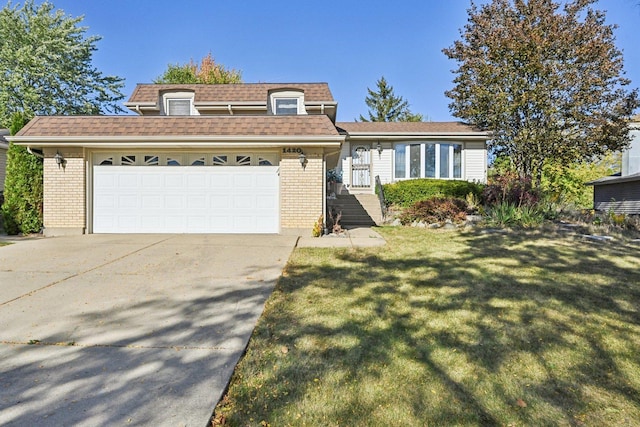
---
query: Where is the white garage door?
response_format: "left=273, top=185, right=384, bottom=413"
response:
left=93, top=166, right=279, bottom=233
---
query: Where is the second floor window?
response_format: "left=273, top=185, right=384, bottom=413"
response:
left=275, top=98, right=298, bottom=115
left=167, top=99, right=192, bottom=115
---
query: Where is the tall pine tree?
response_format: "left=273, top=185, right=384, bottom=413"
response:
left=358, top=76, right=423, bottom=122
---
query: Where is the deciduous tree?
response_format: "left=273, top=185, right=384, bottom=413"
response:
left=0, top=0, right=125, bottom=126
left=358, top=76, right=424, bottom=122
left=0, top=0, right=124, bottom=233
left=154, top=52, right=242, bottom=84
left=443, top=0, right=638, bottom=185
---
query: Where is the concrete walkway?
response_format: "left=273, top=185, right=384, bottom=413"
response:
left=297, top=226, right=386, bottom=248
left=0, top=234, right=297, bottom=426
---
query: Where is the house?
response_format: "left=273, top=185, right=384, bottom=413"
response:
left=9, top=83, right=488, bottom=236
left=0, top=129, right=8, bottom=198
left=587, top=117, right=640, bottom=214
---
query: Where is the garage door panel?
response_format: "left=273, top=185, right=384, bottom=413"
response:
left=166, top=175, right=185, bottom=187
left=93, top=166, right=278, bottom=233
left=187, top=195, right=207, bottom=209
left=118, top=195, right=138, bottom=209
left=141, top=195, right=162, bottom=209
left=142, top=174, right=163, bottom=188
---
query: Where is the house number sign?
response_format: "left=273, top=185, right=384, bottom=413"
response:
left=282, top=147, right=303, bottom=154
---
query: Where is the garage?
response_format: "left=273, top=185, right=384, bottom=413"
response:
left=92, top=153, right=280, bottom=233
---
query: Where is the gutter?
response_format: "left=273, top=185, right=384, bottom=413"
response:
left=9, top=135, right=346, bottom=150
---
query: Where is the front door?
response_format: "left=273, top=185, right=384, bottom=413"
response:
left=351, top=145, right=371, bottom=188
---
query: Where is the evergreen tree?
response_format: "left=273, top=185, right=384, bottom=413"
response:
left=358, top=76, right=424, bottom=122
left=2, top=113, right=42, bottom=234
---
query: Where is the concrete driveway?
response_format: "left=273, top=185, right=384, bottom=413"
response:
left=0, top=234, right=297, bottom=426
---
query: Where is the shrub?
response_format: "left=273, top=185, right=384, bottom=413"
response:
left=485, top=202, right=545, bottom=228
left=383, top=179, right=484, bottom=207
left=399, top=197, right=468, bottom=225
left=482, top=172, right=540, bottom=208
left=1, top=142, right=43, bottom=235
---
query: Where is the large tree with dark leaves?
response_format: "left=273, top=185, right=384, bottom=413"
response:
left=443, top=0, right=638, bottom=185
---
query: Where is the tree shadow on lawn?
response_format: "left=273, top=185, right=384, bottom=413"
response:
left=0, top=271, right=276, bottom=426
left=223, top=228, right=640, bottom=426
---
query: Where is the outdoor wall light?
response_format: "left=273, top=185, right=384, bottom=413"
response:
left=376, top=142, right=383, bottom=155
left=299, top=152, right=306, bottom=168
left=54, top=151, right=64, bottom=168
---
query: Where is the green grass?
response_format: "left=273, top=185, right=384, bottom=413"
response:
left=213, top=227, right=640, bottom=426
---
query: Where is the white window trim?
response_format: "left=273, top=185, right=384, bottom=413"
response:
left=161, top=91, right=198, bottom=116
left=269, top=90, right=307, bottom=115
left=393, top=142, right=464, bottom=180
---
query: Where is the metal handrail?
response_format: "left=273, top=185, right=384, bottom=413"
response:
left=374, top=175, right=387, bottom=219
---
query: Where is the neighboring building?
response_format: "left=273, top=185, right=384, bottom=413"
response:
left=10, top=83, right=488, bottom=236
left=587, top=117, right=640, bottom=214
left=0, top=129, right=8, bottom=196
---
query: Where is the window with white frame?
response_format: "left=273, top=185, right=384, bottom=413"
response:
left=268, top=90, right=306, bottom=115
left=166, top=99, right=192, bottom=116
left=394, top=142, right=462, bottom=179
left=274, top=98, right=299, bottom=115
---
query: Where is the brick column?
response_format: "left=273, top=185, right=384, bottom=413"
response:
left=43, top=148, right=86, bottom=235
left=279, top=148, right=324, bottom=231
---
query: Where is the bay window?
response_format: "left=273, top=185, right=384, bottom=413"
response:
left=394, top=142, right=463, bottom=179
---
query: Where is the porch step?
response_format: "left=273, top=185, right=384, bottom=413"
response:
left=327, top=194, right=383, bottom=227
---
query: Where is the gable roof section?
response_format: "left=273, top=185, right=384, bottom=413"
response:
left=127, top=83, right=335, bottom=104
left=12, top=115, right=344, bottom=147
left=336, top=121, right=487, bottom=138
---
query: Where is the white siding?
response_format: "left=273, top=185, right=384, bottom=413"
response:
left=464, top=142, right=487, bottom=183
left=372, top=143, right=393, bottom=185
left=339, top=141, right=351, bottom=187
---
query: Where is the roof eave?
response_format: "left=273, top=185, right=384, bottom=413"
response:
left=586, top=174, right=640, bottom=186
left=10, top=135, right=345, bottom=149
left=345, top=132, right=489, bottom=140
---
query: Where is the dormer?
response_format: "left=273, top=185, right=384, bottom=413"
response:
left=160, top=90, right=198, bottom=116
left=267, top=89, right=307, bottom=116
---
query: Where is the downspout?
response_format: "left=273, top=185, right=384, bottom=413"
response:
left=27, top=147, right=44, bottom=159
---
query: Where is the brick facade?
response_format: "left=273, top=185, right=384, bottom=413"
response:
left=43, top=148, right=85, bottom=235
left=280, top=148, right=324, bottom=230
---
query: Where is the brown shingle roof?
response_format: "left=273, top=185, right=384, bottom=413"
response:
left=127, top=83, right=335, bottom=104
left=336, top=121, right=486, bottom=134
left=16, top=115, right=341, bottom=138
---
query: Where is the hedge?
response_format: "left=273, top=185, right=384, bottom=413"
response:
left=382, top=179, right=484, bottom=207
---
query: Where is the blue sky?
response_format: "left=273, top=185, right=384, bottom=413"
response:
left=40, top=0, right=640, bottom=121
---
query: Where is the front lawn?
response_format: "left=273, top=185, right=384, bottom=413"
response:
left=213, top=227, right=640, bottom=426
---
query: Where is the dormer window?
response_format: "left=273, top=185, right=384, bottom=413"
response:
left=167, top=99, right=192, bottom=116
left=161, top=91, right=197, bottom=116
left=275, top=98, right=299, bottom=115
left=269, top=89, right=306, bottom=115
